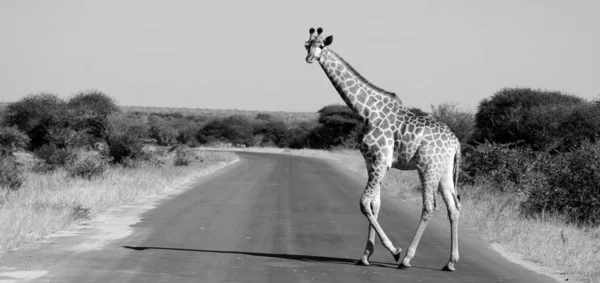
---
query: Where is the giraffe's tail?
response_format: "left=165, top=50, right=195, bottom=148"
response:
left=452, top=145, right=461, bottom=211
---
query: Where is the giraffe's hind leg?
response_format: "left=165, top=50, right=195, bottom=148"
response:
left=398, top=170, right=440, bottom=269
left=439, top=161, right=460, bottom=271
left=359, top=191, right=381, bottom=266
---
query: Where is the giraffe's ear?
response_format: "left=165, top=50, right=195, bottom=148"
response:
left=323, top=35, right=333, bottom=47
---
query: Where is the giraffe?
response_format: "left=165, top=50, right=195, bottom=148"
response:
left=304, top=27, right=462, bottom=271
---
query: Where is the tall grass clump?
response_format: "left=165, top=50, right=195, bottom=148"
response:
left=0, top=154, right=25, bottom=192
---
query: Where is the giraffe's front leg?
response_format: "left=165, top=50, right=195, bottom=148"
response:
left=359, top=168, right=401, bottom=263
left=359, top=192, right=380, bottom=266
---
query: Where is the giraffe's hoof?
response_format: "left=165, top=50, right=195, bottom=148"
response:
left=397, top=262, right=411, bottom=269
left=393, top=247, right=402, bottom=262
left=441, top=263, right=456, bottom=272
left=356, top=258, right=370, bottom=266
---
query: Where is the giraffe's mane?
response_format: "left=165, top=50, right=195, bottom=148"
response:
left=327, top=49, right=402, bottom=105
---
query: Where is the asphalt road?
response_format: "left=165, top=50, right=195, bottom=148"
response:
left=3, top=152, right=554, bottom=282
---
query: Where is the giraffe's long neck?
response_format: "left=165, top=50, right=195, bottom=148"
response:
left=318, top=48, right=401, bottom=120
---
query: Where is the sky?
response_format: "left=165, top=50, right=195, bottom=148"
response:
left=1, top=0, right=599, bottom=112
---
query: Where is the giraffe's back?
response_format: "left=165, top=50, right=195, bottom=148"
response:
left=391, top=114, right=460, bottom=171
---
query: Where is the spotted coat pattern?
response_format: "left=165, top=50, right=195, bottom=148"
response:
left=305, top=28, right=462, bottom=271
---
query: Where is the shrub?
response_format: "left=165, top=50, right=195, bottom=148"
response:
left=68, top=154, right=109, bottom=179
left=524, top=141, right=600, bottom=225
left=173, top=147, right=203, bottom=166
left=106, top=113, right=149, bottom=139
left=557, top=103, right=600, bottom=151
left=253, top=120, right=291, bottom=148
left=430, top=103, right=474, bottom=144
left=196, top=115, right=254, bottom=146
left=3, top=93, right=69, bottom=149
left=313, top=104, right=363, bottom=149
left=148, top=116, right=178, bottom=146
left=460, top=142, right=540, bottom=192
left=287, top=120, right=318, bottom=149
left=0, top=154, right=25, bottom=191
left=107, top=133, right=145, bottom=163
left=34, top=144, right=77, bottom=170
left=473, top=87, right=585, bottom=150
left=0, top=126, right=30, bottom=154
left=67, top=90, right=119, bottom=140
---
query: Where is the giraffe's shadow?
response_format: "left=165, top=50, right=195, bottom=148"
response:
left=121, top=246, right=425, bottom=269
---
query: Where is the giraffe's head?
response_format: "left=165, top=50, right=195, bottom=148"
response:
left=305, top=27, right=333, bottom=64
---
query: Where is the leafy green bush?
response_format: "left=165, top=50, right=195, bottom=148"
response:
left=524, top=141, right=600, bottom=225
left=68, top=154, right=109, bottom=179
left=0, top=154, right=24, bottom=191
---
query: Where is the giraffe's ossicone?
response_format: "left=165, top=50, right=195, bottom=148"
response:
left=305, top=27, right=462, bottom=271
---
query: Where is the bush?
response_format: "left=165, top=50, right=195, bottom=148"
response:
left=0, top=154, right=25, bottom=191
left=473, top=88, right=585, bottom=150
left=68, top=154, right=109, bottom=179
left=313, top=104, right=363, bottom=149
left=67, top=90, right=119, bottom=140
left=460, top=142, right=541, bottom=192
left=173, top=147, right=203, bottom=166
left=106, top=113, right=149, bottom=139
left=196, top=115, right=254, bottom=146
left=431, top=103, right=474, bottom=144
left=107, top=133, right=146, bottom=163
left=287, top=120, right=318, bottom=149
left=34, top=144, right=77, bottom=170
left=253, top=120, right=291, bottom=148
left=0, top=126, right=30, bottom=154
left=524, top=141, right=600, bottom=225
left=3, top=93, right=69, bottom=149
left=148, top=116, right=178, bottom=146
left=557, top=103, right=600, bottom=151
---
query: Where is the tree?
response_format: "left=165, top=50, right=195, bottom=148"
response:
left=148, top=115, right=178, bottom=146
left=196, top=115, right=255, bottom=146
left=254, top=120, right=290, bottom=147
left=0, top=126, right=30, bottom=155
left=313, top=104, right=363, bottom=149
left=3, top=93, right=69, bottom=149
left=68, top=90, right=119, bottom=141
left=473, top=87, right=585, bottom=150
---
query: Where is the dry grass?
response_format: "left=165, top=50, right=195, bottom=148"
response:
left=459, top=185, right=600, bottom=282
left=217, top=146, right=599, bottom=282
left=0, top=151, right=238, bottom=255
